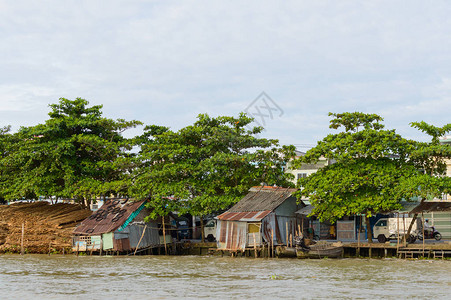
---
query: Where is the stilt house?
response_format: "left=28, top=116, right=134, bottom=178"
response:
left=216, top=186, right=300, bottom=251
left=73, top=199, right=166, bottom=253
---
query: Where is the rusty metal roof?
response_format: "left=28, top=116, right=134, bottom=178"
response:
left=216, top=210, right=272, bottom=221
left=227, top=186, right=297, bottom=213
left=73, top=199, right=146, bottom=235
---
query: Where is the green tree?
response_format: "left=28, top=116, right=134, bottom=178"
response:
left=132, top=113, right=295, bottom=241
left=403, top=121, right=451, bottom=236
left=0, top=125, right=15, bottom=203
left=1, top=98, right=142, bottom=206
left=293, top=112, right=451, bottom=242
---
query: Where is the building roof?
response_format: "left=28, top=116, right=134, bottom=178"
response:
left=217, top=186, right=297, bottom=221
left=73, top=199, right=146, bottom=235
left=410, top=201, right=451, bottom=214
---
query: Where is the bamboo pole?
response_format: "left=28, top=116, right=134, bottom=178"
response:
left=134, top=225, right=148, bottom=256
left=289, top=233, right=292, bottom=248
left=21, top=222, right=24, bottom=255
left=253, top=233, right=257, bottom=258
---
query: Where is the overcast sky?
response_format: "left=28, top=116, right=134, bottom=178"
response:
left=1, top=1, right=450, bottom=150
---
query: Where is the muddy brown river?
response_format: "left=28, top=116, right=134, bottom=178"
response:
left=1, top=254, right=450, bottom=299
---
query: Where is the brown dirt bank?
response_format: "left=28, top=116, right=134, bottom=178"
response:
left=0, top=201, right=92, bottom=254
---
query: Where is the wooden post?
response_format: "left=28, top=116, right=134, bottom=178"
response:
left=396, top=213, right=400, bottom=257
left=134, top=225, right=148, bottom=256
left=100, top=239, right=103, bottom=256
left=163, top=217, right=167, bottom=255
left=90, top=242, right=95, bottom=256
left=285, top=222, right=289, bottom=246
left=301, top=217, right=304, bottom=235
left=357, top=216, right=361, bottom=256
left=422, top=212, right=425, bottom=257
left=49, top=241, right=52, bottom=256
left=21, top=222, right=25, bottom=255
left=76, top=241, right=79, bottom=256
left=63, top=246, right=65, bottom=256
left=253, top=233, right=257, bottom=258
left=403, top=214, right=406, bottom=247
left=271, top=229, right=274, bottom=258
left=289, top=234, right=293, bottom=248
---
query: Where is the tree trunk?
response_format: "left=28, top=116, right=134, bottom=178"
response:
left=365, top=216, right=373, bottom=243
left=406, top=213, right=419, bottom=239
left=200, top=218, right=205, bottom=243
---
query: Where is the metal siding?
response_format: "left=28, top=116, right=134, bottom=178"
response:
left=128, top=222, right=160, bottom=249
left=216, top=220, right=247, bottom=251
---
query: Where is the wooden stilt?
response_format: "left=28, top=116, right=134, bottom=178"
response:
left=21, top=222, right=25, bottom=255
left=402, top=214, right=406, bottom=247
left=422, top=212, right=425, bottom=257
left=396, top=213, right=400, bottom=258
left=285, top=222, right=288, bottom=246
left=163, top=218, right=167, bottom=255
left=253, top=233, right=257, bottom=258
left=271, top=229, right=274, bottom=258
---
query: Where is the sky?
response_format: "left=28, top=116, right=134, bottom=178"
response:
left=1, top=1, right=451, bottom=151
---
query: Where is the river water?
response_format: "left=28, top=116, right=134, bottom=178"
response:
left=1, top=254, right=450, bottom=299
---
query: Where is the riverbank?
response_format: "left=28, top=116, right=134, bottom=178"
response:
left=0, top=202, right=92, bottom=254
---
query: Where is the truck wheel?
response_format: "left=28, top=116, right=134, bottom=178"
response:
left=206, top=234, right=215, bottom=242
left=434, top=232, right=442, bottom=241
left=377, top=234, right=386, bottom=243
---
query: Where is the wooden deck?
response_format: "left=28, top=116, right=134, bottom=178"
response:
left=342, top=241, right=451, bottom=259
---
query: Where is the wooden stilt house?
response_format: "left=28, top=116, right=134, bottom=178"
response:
left=216, top=186, right=300, bottom=251
left=72, top=199, right=167, bottom=253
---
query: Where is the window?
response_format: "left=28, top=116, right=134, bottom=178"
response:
left=297, top=173, right=307, bottom=180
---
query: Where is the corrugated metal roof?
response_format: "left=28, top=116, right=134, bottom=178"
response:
left=295, top=205, right=314, bottom=215
left=73, top=199, right=146, bottom=235
left=227, top=186, right=297, bottom=213
left=217, top=210, right=271, bottom=221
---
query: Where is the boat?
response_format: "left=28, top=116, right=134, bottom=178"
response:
left=296, top=241, right=344, bottom=258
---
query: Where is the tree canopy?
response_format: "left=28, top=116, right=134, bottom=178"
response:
left=0, top=98, right=142, bottom=206
left=131, top=113, right=296, bottom=226
left=292, top=112, right=451, bottom=241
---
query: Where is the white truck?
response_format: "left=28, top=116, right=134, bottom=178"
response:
left=203, top=219, right=217, bottom=242
left=373, top=217, right=421, bottom=243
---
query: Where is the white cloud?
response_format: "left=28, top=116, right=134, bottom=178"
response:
left=1, top=1, right=451, bottom=143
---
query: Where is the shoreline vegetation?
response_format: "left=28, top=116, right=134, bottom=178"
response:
left=1, top=99, right=451, bottom=256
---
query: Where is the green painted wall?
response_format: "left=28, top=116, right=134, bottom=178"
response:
left=102, top=232, right=114, bottom=250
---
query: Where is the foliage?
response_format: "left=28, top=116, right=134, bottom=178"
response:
left=131, top=113, right=296, bottom=220
left=0, top=98, right=142, bottom=205
left=293, top=112, right=451, bottom=225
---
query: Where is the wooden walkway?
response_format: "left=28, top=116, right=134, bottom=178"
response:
left=342, top=241, right=451, bottom=259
